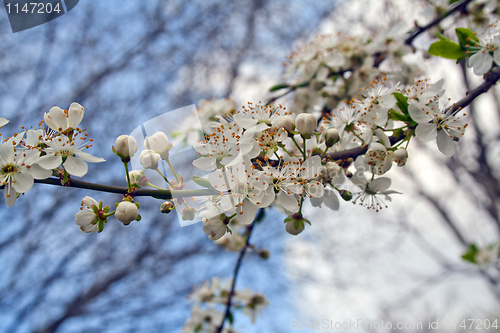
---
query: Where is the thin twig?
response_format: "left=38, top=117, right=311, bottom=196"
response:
left=217, top=209, right=265, bottom=333
left=405, top=0, right=474, bottom=45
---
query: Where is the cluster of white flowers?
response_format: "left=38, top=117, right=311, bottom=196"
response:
left=0, top=103, right=105, bottom=207
left=283, top=29, right=419, bottom=117
left=188, top=77, right=467, bottom=235
left=183, top=278, right=268, bottom=333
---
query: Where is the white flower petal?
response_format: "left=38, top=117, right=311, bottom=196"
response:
left=75, top=210, right=96, bottom=226
left=323, top=190, right=339, bottom=211
left=276, top=191, right=299, bottom=212
left=12, top=172, right=34, bottom=193
left=193, top=156, right=217, bottom=171
left=436, top=130, right=456, bottom=157
left=67, top=102, right=84, bottom=128
left=415, top=123, right=437, bottom=142
left=63, top=156, right=88, bottom=177
left=45, top=106, right=67, bottom=132
left=0, top=117, right=9, bottom=127
left=82, top=196, right=98, bottom=208
left=408, top=103, right=432, bottom=124
left=75, top=151, right=105, bottom=163
left=38, top=154, right=62, bottom=170
left=4, top=187, right=17, bottom=207
left=231, top=200, right=258, bottom=225
left=469, top=51, right=493, bottom=75
left=369, top=177, right=391, bottom=192
left=0, top=144, right=14, bottom=165
left=29, top=164, right=52, bottom=180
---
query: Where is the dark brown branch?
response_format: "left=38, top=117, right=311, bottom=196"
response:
left=5, top=177, right=217, bottom=200
left=405, top=0, right=474, bottom=46
left=217, top=208, right=265, bottom=333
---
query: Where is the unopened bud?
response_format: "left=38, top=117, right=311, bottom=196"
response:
left=258, top=249, right=271, bottom=260
left=275, top=115, right=294, bottom=132
left=139, top=149, right=160, bottom=169
left=144, top=131, right=173, bottom=160
left=340, top=190, right=353, bottom=201
left=128, top=170, right=148, bottom=188
left=115, top=201, right=139, bottom=225
left=325, top=128, right=339, bottom=147
left=284, top=213, right=309, bottom=236
left=181, top=206, right=196, bottom=221
left=113, top=135, right=137, bottom=162
left=160, top=200, right=175, bottom=214
left=295, top=113, right=317, bottom=138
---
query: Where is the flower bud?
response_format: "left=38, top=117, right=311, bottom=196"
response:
left=139, top=149, right=160, bottom=169
left=340, top=189, right=353, bottom=201
left=295, top=113, right=317, bottom=138
left=325, top=128, right=339, bottom=147
left=128, top=170, right=148, bottom=188
left=393, top=148, right=408, bottom=167
left=202, top=214, right=227, bottom=240
left=258, top=249, right=271, bottom=260
left=114, top=135, right=137, bottom=162
left=115, top=201, right=139, bottom=225
left=144, top=131, right=173, bottom=160
left=285, top=220, right=304, bottom=235
left=284, top=213, right=310, bottom=236
left=181, top=206, right=196, bottom=221
left=275, top=115, right=294, bottom=132
left=160, top=200, right=175, bottom=214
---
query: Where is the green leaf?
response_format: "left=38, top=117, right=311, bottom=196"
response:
left=393, top=92, right=409, bottom=115
left=228, top=311, right=234, bottom=324
left=455, top=28, right=480, bottom=47
left=269, top=83, right=290, bottom=92
left=449, top=0, right=460, bottom=4
left=389, top=110, right=411, bottom=122
left=191, top=176, right=216, bottom=191
left=98, top=220, right=104, bottom=233
left=437, top=33, right=452, bottom=42
left=428, top=40, right=465, bottom=60
left=462, top=244, right=478, bottom=264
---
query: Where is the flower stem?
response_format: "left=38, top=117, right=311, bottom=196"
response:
left=165, top=157, right=180, bottom=184
left=124, top=162, right=132, bottom=193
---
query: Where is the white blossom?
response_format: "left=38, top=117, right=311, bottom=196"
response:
left=38, top=135, right=105, bottom=177
left=409, top=101, right=467, bottom=157
left=74, top=196, right=101, bottom=233
left=43, top=102, right=84, bottom=133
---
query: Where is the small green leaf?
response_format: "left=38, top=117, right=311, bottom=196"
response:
left=191, top=176, right=216, bottom=191
left=228, top=311, right=234, bottom=324
left=98, top=220, right=104, bottom=233
left=428, top=40, right=465, bottom=60
left=437, top=33, right=452, bottom=42
left=462, top=244, right=478, bottom=264
left=456, top=28, right=480, bottom=47
left=269, top=83, right=290, bottom=92
left=393, top=92, right=409, bottom=115
left=389, top=110, right=411, bottom=122
left=449, top=0, right=460, bottom=4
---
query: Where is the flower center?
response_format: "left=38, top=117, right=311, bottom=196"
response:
left=2, top=164, right=16, bottom=174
